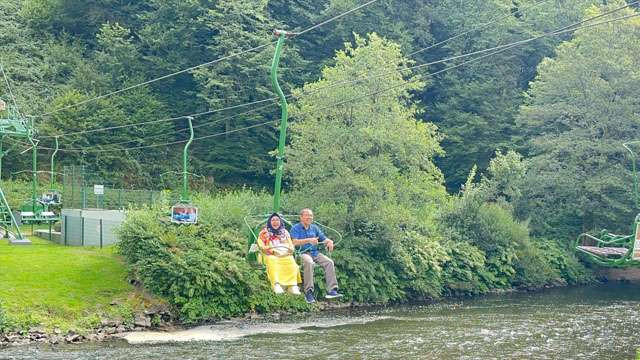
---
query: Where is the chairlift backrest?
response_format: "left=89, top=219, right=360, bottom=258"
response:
left=171, top=203, right=198, bottom=224
left=245, top=213, right=343, bottom=263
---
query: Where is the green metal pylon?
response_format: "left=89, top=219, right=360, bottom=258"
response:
left=0, top=136, right=3, bottom=180
left=28, top=124, right=38, bottom=214
left=0, top=66, right=30, bottom=243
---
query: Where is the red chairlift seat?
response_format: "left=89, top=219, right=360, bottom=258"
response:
left=171, top=203, right=198, bottom=224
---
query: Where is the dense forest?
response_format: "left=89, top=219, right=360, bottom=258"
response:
left=2, top=0, right=640, bottom=314
left=3, top=0, right=636, bottom=236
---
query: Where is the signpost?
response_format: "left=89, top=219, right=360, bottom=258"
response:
left=93, top=185, right=104, bottom=195
left=94, top=185, right=104, bottom=209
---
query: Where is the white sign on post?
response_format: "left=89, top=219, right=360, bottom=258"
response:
left=93, top=185, right=104, bottom=195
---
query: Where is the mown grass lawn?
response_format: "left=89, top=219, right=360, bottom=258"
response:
left=0, top=227, right=135, bottom=332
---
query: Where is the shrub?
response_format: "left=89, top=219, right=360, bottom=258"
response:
left=117, top=191, right=309, bottom=323
left=117, top=183, right=593, bottom=323
left=441, top=239, right=493, bottom=296
left=534, top=238, right=593, bottom=285
left=439, top=174, right=593, bottom=291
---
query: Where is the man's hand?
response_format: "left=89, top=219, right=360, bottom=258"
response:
left=307, top=237, right=319, bottom=245
left=325, top=239, right=334, bottom=252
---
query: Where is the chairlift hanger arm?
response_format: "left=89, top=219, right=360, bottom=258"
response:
left=50, top=136, right=59, bottom=189
left=181, top=116, right=194, bottom=203
left=271, top=31, right=289, bottom=213
left=623, top=141, right=640, bottom=209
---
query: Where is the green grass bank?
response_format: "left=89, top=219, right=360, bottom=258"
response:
left=0, top=227, right=141, bottom=333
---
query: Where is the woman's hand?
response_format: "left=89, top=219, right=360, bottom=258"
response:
left=272, top=245, right=291, bottom=256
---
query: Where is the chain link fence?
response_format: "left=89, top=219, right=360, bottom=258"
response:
left=62, top=166, right=163, bottom=209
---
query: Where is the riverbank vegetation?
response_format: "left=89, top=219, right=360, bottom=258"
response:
left=2, top=0, right=639, bottom=330
left=117, top=33, right=593, bottom=324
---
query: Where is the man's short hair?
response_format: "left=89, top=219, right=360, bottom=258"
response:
left=300, top=208, right=313, bottom=216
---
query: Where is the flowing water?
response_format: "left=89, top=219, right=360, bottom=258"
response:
left=2, top=283, right=639, bottom=359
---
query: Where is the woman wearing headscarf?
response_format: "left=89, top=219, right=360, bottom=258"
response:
left=258, top=213, right=302, bottom=295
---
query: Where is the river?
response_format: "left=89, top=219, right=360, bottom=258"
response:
left=2, top=282, right=639, bottom=359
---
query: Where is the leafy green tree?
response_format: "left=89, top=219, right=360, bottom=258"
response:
left=288, top=33, right=444, bottom=218
left=287, top=34, right=449, bottom=300
left=192, top=0, right=306, bottom=186
left=21, top=0, right=146, bottom=40
left=277, top=0, right=598, bottom=191
left=421, top=0, right=599, bottom=191
left=39, top=87, right=175, bottom=187
left=93, top=22, right=145, bottom=89
left=30, top=22, right=178, bottom=187
left=136, top=0, right=214, bottom=117
left=516, top=2, right=640, bottom=239
left=439, top=150, right=589, bottom=291
left=0, top=0, right=85, bottom=176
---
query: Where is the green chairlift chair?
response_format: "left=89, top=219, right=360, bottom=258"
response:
left=575, top=142, right=640, bottom=267
left=169, top=117, right=198, bottom=225
left=244, top=30, right=343, bottom=268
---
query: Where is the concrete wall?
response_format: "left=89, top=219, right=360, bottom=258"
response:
left=60, top=209, right=126, bottom=247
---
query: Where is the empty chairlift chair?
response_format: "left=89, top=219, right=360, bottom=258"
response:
left=575, top=142, right=640, bottom=267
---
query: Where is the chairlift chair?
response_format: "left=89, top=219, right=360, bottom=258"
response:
left=41, top=190, right=61, bottom=206
left=243, top=30, right=346, bottom=269
left=245, top=213, right=343, bottom=269
left=575, top=142, right=640, bottom=267
left=171, top=203, right=198, bottom=224
left=43, top=136, right=62, bottom=206
left=167, top=116, right=198, bottom=225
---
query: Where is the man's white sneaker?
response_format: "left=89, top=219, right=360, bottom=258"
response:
left=289, top=285, right=301, bottom=295
left=273, top=283, right=284, bottom=294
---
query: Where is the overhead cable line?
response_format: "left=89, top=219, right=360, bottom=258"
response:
left=33, top=0, right=381, bottom=118
left=41, top=101, right=277, bottom=151
left=38, top=0, right=544, bottom=139
left=38, top=97, right=275, bottom=139
left=36, top=6, right=640, bottom=152
left=50, top=121, right=275, bottom=153
left=52, top=102, right=277, bottom=151
left=302, top=0, right=640, bottom=99
left=43, top=11, right=639, bottom=154
left=34, top=44, right=275, bottom=118
left=408, top=0, right=552, bottom=57
left=309, top=13, right=640, bottom=114
left=1, top=137, right=30, bottom=153
left=41, top=47, right=508, bottom=154
left=291, top=0, right=380, bottom=36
